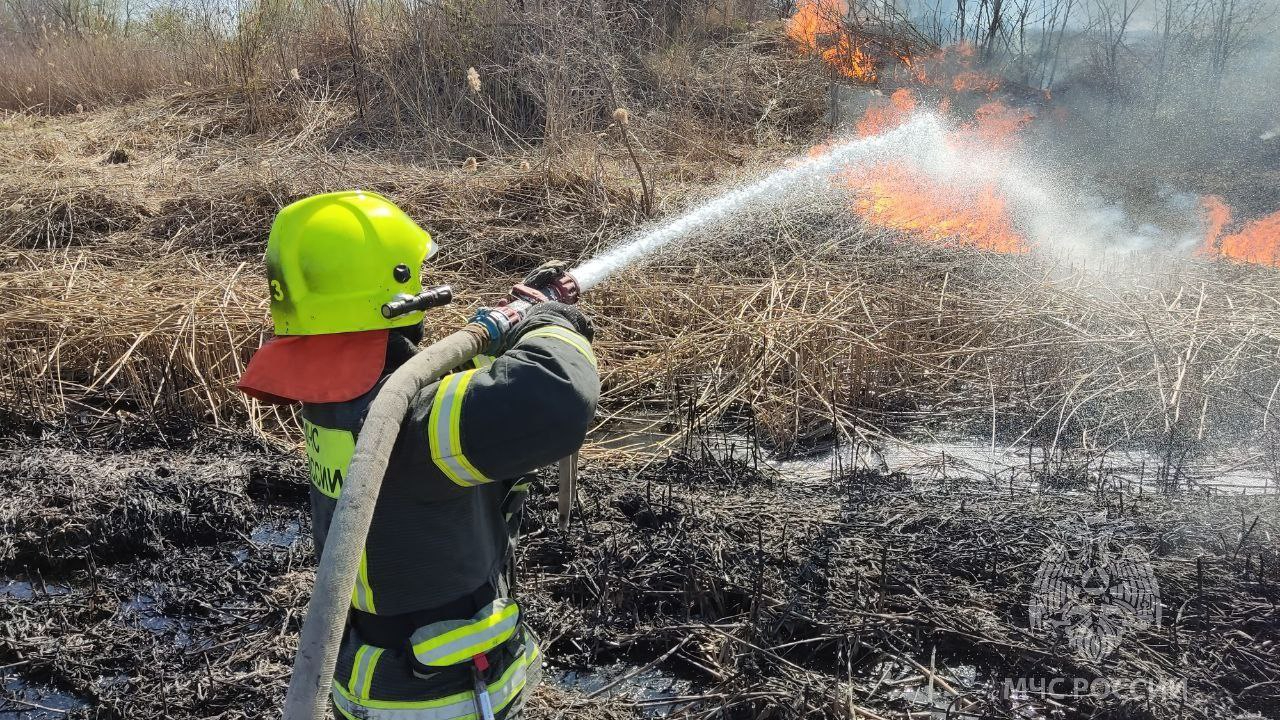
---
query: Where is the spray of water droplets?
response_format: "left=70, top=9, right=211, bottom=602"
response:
left=567, top=107, right=1208, bottom=291
left=569, top=114, right=949, bottom=291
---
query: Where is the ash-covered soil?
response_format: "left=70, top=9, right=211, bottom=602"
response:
left=1, top=435, right=1277, bottom=720
left=0, top=436, right=311, bottom=719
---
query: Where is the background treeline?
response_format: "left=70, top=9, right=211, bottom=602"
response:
left=2, top=0, right=1276, bottom=216
left=0, top=0, right=811, bottom=142
left=4, top=0, right=1276, bottom=126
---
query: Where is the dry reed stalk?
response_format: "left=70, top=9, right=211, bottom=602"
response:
left=584, top=220, right=1280, bottom=460
left=8, top=225, right=1266, bottom=462
left=3, top=89, right=1280, bottom=473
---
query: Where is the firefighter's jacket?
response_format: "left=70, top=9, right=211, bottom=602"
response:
left=300, top=310, right=599, bottom=719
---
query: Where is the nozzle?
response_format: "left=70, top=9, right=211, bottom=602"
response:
left=544, top=272, right=581, bottom=304
left=474, top=271, right=584, bottom=354
left=381, top=285, right=454, bottom=319
left=506, top=272, right=581, bottom=307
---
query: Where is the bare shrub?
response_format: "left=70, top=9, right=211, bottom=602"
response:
left=0, top=0, right=820, bottom=166
left=642, top=32, right=827, bottom=140
left=0, top=35, right=199, bottom=112
left=359, top=0, right=616, bottom=150
left=352, top=2, right=820, bottom=153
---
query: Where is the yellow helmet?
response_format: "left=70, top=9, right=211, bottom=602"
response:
left=266, top=191, right=436, bottom=336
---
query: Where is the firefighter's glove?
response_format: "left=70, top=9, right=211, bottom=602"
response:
left=522, top=260, right=571, bottom=290
left=498, top=302, right=594, bottom=356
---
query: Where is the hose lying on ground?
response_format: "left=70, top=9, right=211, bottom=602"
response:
left=282, top=325, right=489, bottom=720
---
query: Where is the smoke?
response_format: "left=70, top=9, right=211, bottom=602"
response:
left=575, top=86, right=1269, bottom=292
left=783, top=0, right=1280, bottom=264
left=815, top=105, right=1208, bottom=258
left=1022, top=0, right=1280, bottom=217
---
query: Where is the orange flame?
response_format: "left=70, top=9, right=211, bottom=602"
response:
left=952, top=70, right=1002, bottom=93
left=966, top=101, right=1033, bottom=148
left=784, top=2, right=1033, bottom=255
left=902, top=55, right=929, bottom=84
left=1202, top=196, right=1280, bottom=267
left=787, top=0, right=877, bottom=83
left=1222, top=214, right=1280, bottom=266
left=835, top=89, right=1030, bottom=254
left=890, top=44, right=1002, bottom=98
left=855, top=88, right=916, bottom=136
left=849, top=165, right=1028, bottom=253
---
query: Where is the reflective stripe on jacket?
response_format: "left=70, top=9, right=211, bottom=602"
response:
left=410, top=598, right=520, bottom=667
left=333, top=626, right=541, bottom=720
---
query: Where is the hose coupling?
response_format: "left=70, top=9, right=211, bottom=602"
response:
left=503, top=272, right=580, bottom=308
left=470, top=305, right=523, bottom=351
left=474, top=271, right=581, bottom=353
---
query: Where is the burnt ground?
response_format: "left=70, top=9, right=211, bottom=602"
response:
left=0, top=433, right=1277, bottom=720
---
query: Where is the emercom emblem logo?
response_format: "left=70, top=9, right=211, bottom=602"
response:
left=1029, top=516, right=1162, bottom=661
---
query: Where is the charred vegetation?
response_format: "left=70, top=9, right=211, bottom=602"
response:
left=2, top=0, right=1279, bottom=717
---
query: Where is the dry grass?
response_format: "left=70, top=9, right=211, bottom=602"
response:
left=2, top=17, right=1279, bottom=470
left=0, top=73, right=801, bottom=439
left=5, top=115, right=1280, bottom=471
left=0, top=247, right=264, bottom=437
left=1, top=1, right=824, bottom=149
left=0, top=36, right=206, bottom=113
left=589, top=222, right=1280, bottom=462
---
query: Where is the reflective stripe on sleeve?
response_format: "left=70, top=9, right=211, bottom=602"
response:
left=351, top=549, right=376, bottom=613
left=427, top=370, right=491, bottom=487
left=523, top=326, right=597, bottom=368
left=331, top=640, right=540, bottom=720
left=410, top=598, right=520, bottom=667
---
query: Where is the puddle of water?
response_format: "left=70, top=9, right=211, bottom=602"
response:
left=896, top=666, right=978, bottom=719
left=0, top=579, right=72, bottom=601
left=592, top=419, right=1277, bottom=495
left=251, top=519, right=302, bottom=548
left=774, top=437, right=1277, bottom=495
left=589, top=407, right=1278, bottom=495
left=872, top=660, right=1046, bottom=720
left=120, top=593, right=192, bottom=648
left=593, top=428, right=678, bottom=454
left=550, top=663, right=693, bottom=716
left=94, top=674, right=129, bottom=692
left=122, top=594, right=177, bottom=633
left=0, top=672, right=89, bottom=719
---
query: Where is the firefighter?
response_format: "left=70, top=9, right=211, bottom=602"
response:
left=237, top=191, right=599, bottom=720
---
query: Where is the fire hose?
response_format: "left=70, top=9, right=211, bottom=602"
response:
left=281, top=271, right=581, bottom=720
